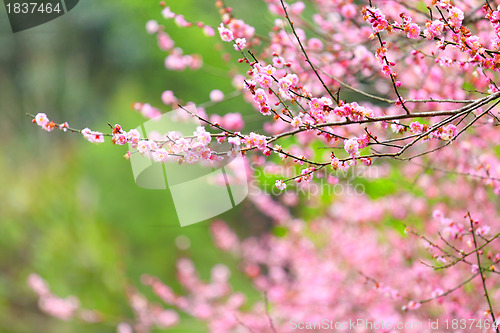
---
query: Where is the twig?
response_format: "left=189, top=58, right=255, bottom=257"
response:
left=279, top=0, right=338, bottom=105
left=468, top=212, right=499, bottom=332
left=264, top=293, right=278, bottom=333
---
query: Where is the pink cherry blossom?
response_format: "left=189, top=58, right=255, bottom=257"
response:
left=406, top=23, right=420, bottom=39
left=209, top=89, right=224, bottom=102
left=252, top=88, right=268, bottom=105
left=275, top=179, right=286, bottom=190
left=233, top=38, right=246, bottom=50
left=35, top=113, right=49, bottom=127
left=344, top=138, right=360, bottom=156
left=146, top=20, right=160, bottom=34
left=218, top=23, right=234, bottom=42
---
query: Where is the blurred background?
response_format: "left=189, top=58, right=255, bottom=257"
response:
left=0, top=1, right=271, bottom=332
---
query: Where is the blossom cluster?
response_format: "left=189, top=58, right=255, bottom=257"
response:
left=33, top=0, right=500, bottom=193
left=27, top=273, right=98, bottom=322
left=33, top=113, right=67, bottom=133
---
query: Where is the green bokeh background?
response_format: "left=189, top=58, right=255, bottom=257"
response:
left=0, top=1, right=270, bottom=332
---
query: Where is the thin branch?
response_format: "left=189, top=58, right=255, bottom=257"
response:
left=279, top=0, right=339, bottom=105
left=468, top=212, right=499, bottom=332
left=264, top=293, right=277, bottom=333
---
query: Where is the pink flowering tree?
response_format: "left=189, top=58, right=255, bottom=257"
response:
left=29, top=0, right=500, bottom=332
